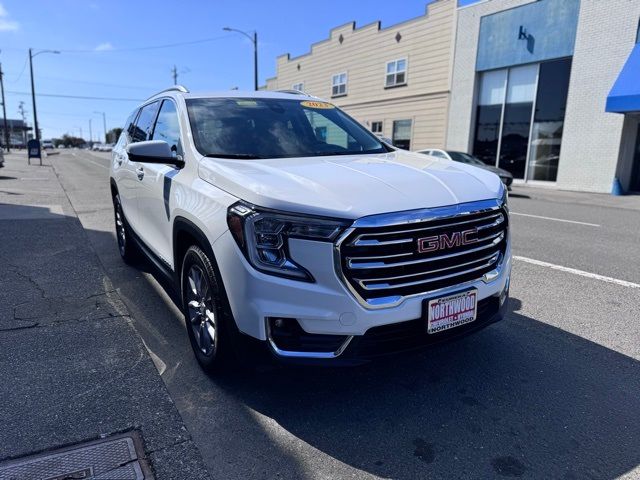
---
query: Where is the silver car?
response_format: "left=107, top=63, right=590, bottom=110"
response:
left=419, top=149, right=513, bottom=190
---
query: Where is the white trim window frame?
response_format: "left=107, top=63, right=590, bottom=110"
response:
left=292, top=82, right=304, bottom=92
left=385, top=58, right=407, bottom=88
left=332, top=72, right=347, bottom=97
left=371, top=121, right=383, bottom=134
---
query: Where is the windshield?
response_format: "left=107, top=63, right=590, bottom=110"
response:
left=186, top=97, right=386, bottom=159
left=447, top=151, right=486, bottom=166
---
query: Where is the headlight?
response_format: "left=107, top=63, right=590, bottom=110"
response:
left=499, top=183, right=508, bottom=210
left=227, top=202, right=348, bottom=281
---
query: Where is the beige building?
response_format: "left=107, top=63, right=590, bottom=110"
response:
left=265, top=0, right=457, bottom=151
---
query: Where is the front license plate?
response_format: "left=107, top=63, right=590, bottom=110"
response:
left=427, top=289, right=477, bottom=334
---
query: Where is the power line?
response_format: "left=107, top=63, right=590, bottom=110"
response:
left=56, top=34, right=231, bottom=53
left=7, top=57, right=28, bottom=84
left=7, top=90, right=141, bottom=102
left=35, top=75, right=158, bottom=91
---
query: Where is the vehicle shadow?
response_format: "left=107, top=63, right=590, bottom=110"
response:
left=209, top=297, right=640, bottom=479
left=98, top=225, right=639, bottom=479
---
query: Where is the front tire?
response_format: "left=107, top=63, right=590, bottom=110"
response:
left=113, top=193, right=140, bottom=264
left=181, top=245, right=236, bottom=372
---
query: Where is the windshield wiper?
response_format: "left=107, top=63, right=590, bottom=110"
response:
left=204, top=153, right=264, bottom=159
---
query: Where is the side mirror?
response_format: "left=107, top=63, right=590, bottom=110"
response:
left=127, top=140, right=184, bottom=168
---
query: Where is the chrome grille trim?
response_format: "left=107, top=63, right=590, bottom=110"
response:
left=334, top=198, right=509, bottom=309
left=357, top=254, right=502, bottom=291
left=354, top=251, right=501, bottom=287
left=347, top=233, right=503, bottom=269
left=351, top=212, right=504, bottom=246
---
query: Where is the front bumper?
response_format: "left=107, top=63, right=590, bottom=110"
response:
left=213, top=224, right=512, bottom=362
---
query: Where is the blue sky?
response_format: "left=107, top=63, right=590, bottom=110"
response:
left=0, top=0, right=478, bottom=140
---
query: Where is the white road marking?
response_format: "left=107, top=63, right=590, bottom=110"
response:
left=83, top=156, right=109, bottom=170
left=514, top=256, right=640, bottom=288
left=511, top=212, right=600, bottom=227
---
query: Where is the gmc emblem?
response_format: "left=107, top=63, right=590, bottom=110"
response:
left=417, top=229, right=478, bottom=253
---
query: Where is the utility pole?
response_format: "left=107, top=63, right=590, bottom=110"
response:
left=89, top=119, right=92, bottom=143
left=18, top=101, right=27, bottom=146
left=28, top=48, right=60, bottom=143
left=253, top=31, right=258, bottom=91
left=0, top=62, right=9, bottom=152
left=223, top=27, right=259, bottom=91
left=94, top=111, right=107, bottom=142
left=172, top=65, right=178, bottom=85
left=29, top=49, right=39, bottom=142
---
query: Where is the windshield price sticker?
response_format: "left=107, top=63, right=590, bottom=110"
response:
left=300, top=100, right=335, bottom=109
left=427, top=290, right=477, bottom=334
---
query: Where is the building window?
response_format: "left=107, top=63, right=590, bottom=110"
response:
left=392, top=119, right=412, bottom=150
left=292, top=82, right=304, bottom=92
left=527, top=58, right=572, bottom=181
left=498, top=64, right=537, bottom=180
left=472, top=58, right=572, bottom=182
left=385, top=59, right=407, bottom=87
left=371, top=121, right=383, bottom=133
left=473, top=69, right=507, bottom=167
left=332, top=73, right=347, bottom=97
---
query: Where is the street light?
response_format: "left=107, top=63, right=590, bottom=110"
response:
left=93, top=111, right=107, bottom=143
left=223, top=27, right=258, bottom=91
left=29, top=48, right=60, bottom=142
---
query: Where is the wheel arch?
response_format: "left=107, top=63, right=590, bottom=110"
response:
left=109, top=177, right=119, bottom=198
left=172, top=216, right=217, bottom=281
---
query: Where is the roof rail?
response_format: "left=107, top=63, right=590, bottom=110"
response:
left=275, top=89, right=309, bottom=96
left=146, top=85, right=189, bottom=100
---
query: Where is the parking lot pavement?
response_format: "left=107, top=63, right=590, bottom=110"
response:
left=13, top=149, right=640, bottom=479
left=0, top=153, right=210, bottom=478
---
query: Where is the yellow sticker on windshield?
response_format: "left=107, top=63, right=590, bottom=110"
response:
left=301, top=100, right=335, bottom=109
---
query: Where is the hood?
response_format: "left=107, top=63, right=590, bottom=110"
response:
left=198, top=150, right=503, bottom=219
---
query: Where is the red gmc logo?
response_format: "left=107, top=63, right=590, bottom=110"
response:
left=417, top=229, right=478, bottom=253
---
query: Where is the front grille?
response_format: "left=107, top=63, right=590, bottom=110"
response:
left=337, top=202, right=508, bottom=307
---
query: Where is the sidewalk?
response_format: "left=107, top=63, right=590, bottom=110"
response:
left=0, top=153, right=210, bottom=478
left=510, top=183, right=640, bottom=211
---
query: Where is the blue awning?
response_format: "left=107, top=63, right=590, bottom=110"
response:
left=606, top=43, right=640, bottom=113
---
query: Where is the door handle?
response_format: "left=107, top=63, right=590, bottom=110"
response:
left=136, top=166, right=144, bottom=180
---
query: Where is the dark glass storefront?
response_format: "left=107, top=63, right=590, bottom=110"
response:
left=472, top=58, right=572, bottom=182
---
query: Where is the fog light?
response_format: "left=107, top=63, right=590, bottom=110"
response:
left=499, top=275, right=510, bottom=306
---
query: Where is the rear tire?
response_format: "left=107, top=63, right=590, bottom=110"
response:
left=181, top=245, right=238, bottom=373
left=113, top=193, right=140, bottom=264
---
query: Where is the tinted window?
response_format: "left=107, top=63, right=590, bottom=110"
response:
left=527, top=58, right=572, bottom=181
left=124, top=110, right=139, bottom=143
left=131, top=101, right=160, bottom=143
left=392, top=120, right=412, bottom=150
left=152, top=100, right=182, bottom=154
left=186, top=98, right=385, bottom=159
left=431, top=150, right=448, bottom=159
left=448, top=151, right=485, bottom=166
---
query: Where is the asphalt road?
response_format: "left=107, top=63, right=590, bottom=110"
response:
left=51, top=149, right=640, bottom=479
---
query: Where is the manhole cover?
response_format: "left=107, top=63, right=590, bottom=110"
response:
left=0, top=433, right=152, bottom=480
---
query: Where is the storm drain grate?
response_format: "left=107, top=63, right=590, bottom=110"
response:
left=0, top=433, right=151, bottom=480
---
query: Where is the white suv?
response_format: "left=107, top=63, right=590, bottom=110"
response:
left=110, top=86, right=511, bottom=371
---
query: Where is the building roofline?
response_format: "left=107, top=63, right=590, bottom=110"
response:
left=276, top=0, right=446, bottom=63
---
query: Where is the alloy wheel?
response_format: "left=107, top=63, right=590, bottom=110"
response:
left=186, top=264, right=217, bottom=356
left=115, top=202, right=126, bottom=256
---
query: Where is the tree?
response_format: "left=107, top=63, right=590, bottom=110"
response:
left=59, top=134, right=85, bottom=148
left=106, top=127, right=122, bottom=144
